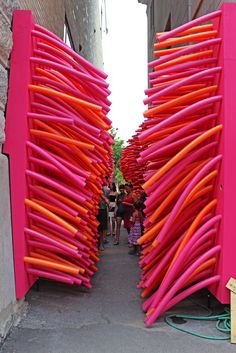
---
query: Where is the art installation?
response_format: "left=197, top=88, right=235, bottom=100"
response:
left=121, top=3, right=236, bottom=326
left=3, top=10, right=112, bottom=299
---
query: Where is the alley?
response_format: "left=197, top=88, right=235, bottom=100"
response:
left=0, top=228, right=234, bottom=353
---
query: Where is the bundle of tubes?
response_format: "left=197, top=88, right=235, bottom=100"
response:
left=127, top=11, right=224, bottom=326
left=24, top=24, right=113, bottom=288
left=120, top=133, right=145, bottom=189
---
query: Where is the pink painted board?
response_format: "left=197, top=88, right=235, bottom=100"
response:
left=210, top=2, right=236, bottom=304
left=3, top=10, right=37, bottom=299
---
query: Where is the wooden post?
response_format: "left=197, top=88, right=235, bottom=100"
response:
left=226, top=278, right=236, bottom=343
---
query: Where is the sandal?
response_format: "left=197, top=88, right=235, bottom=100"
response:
left=113, top=240, right=119, bottom=245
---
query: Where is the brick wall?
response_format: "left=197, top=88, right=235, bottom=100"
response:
left=19, top=0, right=65, bottom=38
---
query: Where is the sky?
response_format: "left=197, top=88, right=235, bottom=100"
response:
left=103, top=0, right=148, bottom=143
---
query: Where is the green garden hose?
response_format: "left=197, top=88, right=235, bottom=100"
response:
left=165, top=308, right=230, bottom=340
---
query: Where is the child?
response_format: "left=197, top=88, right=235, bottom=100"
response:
left=128, top=201, right=143, bottom=255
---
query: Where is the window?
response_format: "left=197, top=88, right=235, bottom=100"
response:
left=63, top=17, right=75, bottom=49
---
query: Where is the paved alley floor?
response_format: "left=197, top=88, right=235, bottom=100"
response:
left=0, top=228, right=235, bottom=353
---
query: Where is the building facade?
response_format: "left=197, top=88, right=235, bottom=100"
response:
left=0, top=0, right=105, bottom=342
left=139, top=0, right=236, bottom=62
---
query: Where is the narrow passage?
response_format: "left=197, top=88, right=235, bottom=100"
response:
left=0, top=228, right=234, bottom=353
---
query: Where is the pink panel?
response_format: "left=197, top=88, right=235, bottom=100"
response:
left=3, top=11, right=37, bottom=298
left=210, top=2, right=236, bottom=303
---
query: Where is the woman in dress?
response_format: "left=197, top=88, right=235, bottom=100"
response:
left=123, top=183, right=136, bottom=235
left=108, top=182, right=118, bottom=236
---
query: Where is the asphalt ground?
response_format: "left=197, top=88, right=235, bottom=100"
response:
left=0, top=228, right=235, bottom=353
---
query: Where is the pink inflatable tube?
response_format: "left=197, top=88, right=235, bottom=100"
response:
left=30, top=218, right=89, bottom=251
left=145, top=74, right=214, bottom=97
left=26, top=170, right=86, bottom=204
left=143, top=233, right=187, bottom=289
left=29, top=156, right=59, bottom=173
left=145, top=142, right=218, bottom=205
left=145, top=245, right=221, bottom=325
left=149, top=219, right=221, bottom=311
left=32, top=94, right=88, bottom=125
left=163, top=275, right=220, bottom=316
left=140, top=95, right=222, bottom=141
left=27, top=141, right=86, bottom=188
left=28, top=212, right=75, bottom=239
left=30, top=57, right=108, bottom=89
left=25, top=227, right=79, bottom=256
left=140, top=113, right=217, bottom=159
left=144, top=66, right=221, bottom=105
left=29, top=185, right=78, bottom=217
left=149, top=68, right=203, bottom=86
left=27, top=240, right=91, bottom=270
left=141, top=200, right=209, bottom=270
left=185, top=241, right=214, bottom=269
left=28, top=161, right=90, bottom=208
left=157, top=10, right=221, bottom=42
left=28, top=155, right=90, bottom=199
left=27, top=268, right=74, bottom=285
left=46, top=268, right=83, bottom=286
left=148, top=57, right=217, bottom=80
left=184, top=233, right=215, bottom=265
left=149, top=38, right=221, bottom=68
left=141, top=132, right=202, bottom=163
left=141, top=199, right=209, bottom=268
left=27, top=112, right=73, bottom=124
left=142, top=228, right=215, bottom=292
left=26, top=240, right=80, bottom=259
left=33, top=27, right=108, bottom=79
left=50, top=153, right=90, bottom=179
left=73, top=125, right=103, bottom=146
left=33, top=75, right=110, bottom=112
left=33, top=92, right=90, bottom=126
left=42, top=66, right=79, bottom=90
left=29, top=155, right=89, bottom=183
left=155, top=156, right=222, bottom=244
left=36, top=42, right=89, bottom=80
left=34, top=48, right=71, bottom=68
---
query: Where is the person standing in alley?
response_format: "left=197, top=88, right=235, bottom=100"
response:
left=108, top=182, right=118, bottom=236
left=123, top=183, right=136, bottom=236
left=113, top=184, right=125, bottom=245
left=97, top=186, right=109, bottom=251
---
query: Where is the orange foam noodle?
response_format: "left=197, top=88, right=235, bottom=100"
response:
left=154, top=30, right=218, bottom=50
left=25, top=198, right=78, bottom=236
left=156, top=24, right=214, bottom=38
left=30, top=129, right=95, bottom=150
left=24, top=256, right=79, bottom=275
left=28, top=84, right=102, bottom=112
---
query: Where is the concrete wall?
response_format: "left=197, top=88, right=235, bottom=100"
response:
left=0, top=0, right=104, bottom=342
left=65, top=0, right=104, bottom=69
left=19, top=0, right=104, bottom=69
left=142, top=0, right=236, bottom=62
